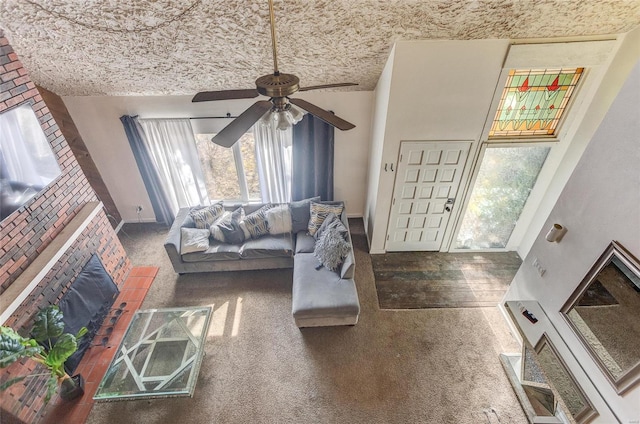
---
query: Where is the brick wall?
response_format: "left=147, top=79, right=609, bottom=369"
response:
left=0, top=31, right=132, bottom=423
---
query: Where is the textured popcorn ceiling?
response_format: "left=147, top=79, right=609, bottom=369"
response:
left=1, top=0, right=639, bottom=96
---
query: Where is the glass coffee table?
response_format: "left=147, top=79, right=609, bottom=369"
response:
left=94, top=306, right=212, bottom=401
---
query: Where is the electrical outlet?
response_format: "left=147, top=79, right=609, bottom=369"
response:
left=136, top=205, right=143, bottom=213
left=532, top=257, right=546, bottom=277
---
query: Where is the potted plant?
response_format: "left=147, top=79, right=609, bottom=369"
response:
left=0, top=305, right=87, bottom=403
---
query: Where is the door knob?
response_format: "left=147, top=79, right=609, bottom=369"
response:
left=445, top=198, right=454, bottom=212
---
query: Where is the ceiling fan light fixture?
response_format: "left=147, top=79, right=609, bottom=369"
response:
left=261, top=103, right=305, bottom=131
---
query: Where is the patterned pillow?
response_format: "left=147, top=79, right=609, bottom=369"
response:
left=308, top=202, right=344, bottom=236
left=240, top=204, right=274, bottom=239
left=209, top=211, right=232, bottom=243
left=189, top=202, right=224, bottom=229
left=313, top=212, right=347, bottom=240
left=314, top=227, right=351, bottom=271
left=219, top=207, right=246, bottom=244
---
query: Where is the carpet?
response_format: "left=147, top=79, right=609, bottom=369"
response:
left=86, top=219, right=527, bottom=424
left=372, top=251, right=521, bottom=309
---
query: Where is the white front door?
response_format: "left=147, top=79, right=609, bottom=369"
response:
left=386, top=141, right=470, bottom=251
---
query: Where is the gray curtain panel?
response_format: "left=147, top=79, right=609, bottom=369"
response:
left=291, top=114, right=334, bottom=201
left=120, top=115, right=174, bottom=226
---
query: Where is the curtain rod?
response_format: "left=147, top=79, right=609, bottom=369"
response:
left=190, top=114, right=239, bottom=119
left=139, top=115, right=239, bottom=120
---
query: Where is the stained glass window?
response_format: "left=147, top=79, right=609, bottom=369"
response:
left=489, top=68, right=584, bottom=139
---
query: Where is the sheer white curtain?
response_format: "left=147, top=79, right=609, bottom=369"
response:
left=254, top=124, right=292, bottom=203
left=138, top=119, right=209, bottom=215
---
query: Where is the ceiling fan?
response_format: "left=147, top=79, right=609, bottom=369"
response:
left=192, top=0, right=357, bottom=148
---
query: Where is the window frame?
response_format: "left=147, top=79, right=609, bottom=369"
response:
left=192, top=129, right=262, bottom=204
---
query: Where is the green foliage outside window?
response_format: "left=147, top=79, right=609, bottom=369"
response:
left=456, top=146, right=550, bottom=249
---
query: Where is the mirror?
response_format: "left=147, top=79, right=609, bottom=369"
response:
left=534, top=336, right=596, bottom=422
left=0, top=103, right=61, bottom=221
left=561, top=241, right=640, bottom=394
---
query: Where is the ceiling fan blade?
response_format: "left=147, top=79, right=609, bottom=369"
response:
left=289, top=98, right=355, bottom=131
left=299, top=82, right=358, bottom=92
left=192, top=89, right=260, bottom=102
left=211, top=101, right=272, bottom=148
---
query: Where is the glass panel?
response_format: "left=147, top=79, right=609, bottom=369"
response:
left=489, top=68, right=583, bottom=139
left=195, top=132, right=261, bottom=202
left=455, top=146, right=550, bottom=249
left=94, top=306, right=212, bottom=401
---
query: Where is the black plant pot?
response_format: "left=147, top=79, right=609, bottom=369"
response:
left=59, top=374, right=85, bottom=401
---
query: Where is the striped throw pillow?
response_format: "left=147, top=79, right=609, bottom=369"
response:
left=240, top=204, right=274, bottom=239
left=308, top=202, right=344, bottom=236
left=189, top=202, right=224, bottom=229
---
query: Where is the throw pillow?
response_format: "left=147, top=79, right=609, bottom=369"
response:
left=313, top=212, right=348, bottom=240
left=180, top=227, right=210, bottom=254
left=240, top=204, right=274, bottom=239
left=289, top=196, right=321, bottom=233
left=266, top=204, right=292, bottom=235
left=189, top=202, right=224, bottom=229
left=209, top=211, right=232, bottom=243
left=314, top=227, right=351, bottom=272
left=308, top=201, right=344, bottom=236
left=220, top=207, right=246, bottom=244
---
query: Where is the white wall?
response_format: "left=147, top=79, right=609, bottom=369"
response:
left=62, top=91, right=372, bottom=222
left=364, top=45, right=395, bottom=245
left=364, top=37, right=632, bottom=256
left=504, top=31, right=640, bottom=420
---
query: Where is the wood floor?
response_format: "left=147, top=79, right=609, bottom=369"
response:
left=371, top=251, right=522, bottom=309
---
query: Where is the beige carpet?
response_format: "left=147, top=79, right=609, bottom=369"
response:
left=87, top=219, right=526, bottom=424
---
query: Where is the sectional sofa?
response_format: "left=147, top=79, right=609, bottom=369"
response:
left=164, top=198, right=360, bottom=327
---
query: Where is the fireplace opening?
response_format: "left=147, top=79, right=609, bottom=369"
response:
left=56, top=254, right=119, bottom=373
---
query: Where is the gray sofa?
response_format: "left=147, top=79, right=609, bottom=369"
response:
left=164, top=200, right=360, bottom=327
left=165, top=203, right=294, bottom=273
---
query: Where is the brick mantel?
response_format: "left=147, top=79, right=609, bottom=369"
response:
left=0, top=30, right=131, bottom=424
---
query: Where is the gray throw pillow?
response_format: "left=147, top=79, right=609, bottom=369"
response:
left=314, top=227, right=351, bottom=272
left=219, top=207, right=246, bottom=244
left=209, top=211, right=231, bottom=243
left=289, top=196, right=321, bottom=233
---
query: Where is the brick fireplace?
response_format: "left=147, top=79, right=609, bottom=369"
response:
left=0, top=32, right=132, bottom=423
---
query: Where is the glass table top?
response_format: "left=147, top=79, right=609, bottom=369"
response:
left=94, top=306, right=212, bottom=401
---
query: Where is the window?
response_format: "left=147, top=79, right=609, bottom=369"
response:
left=194, top=132, right=261, bottom=202
left=489, top=68, right=584, bottom=139
left=451, top=65, right=585, bottom=251
left=455, top=145, right=550, bottom=249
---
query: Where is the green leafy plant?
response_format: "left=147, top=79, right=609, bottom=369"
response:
left=0, top=305, right=87, bottom=403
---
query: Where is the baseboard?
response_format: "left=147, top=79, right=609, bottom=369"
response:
left=122, top=218, right=159, bottom=224
left=113, top=220, right=124, bottom=233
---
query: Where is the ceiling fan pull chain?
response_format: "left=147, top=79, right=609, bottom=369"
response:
left=268, top=0, right=280, bottom=75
